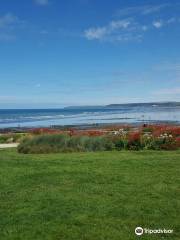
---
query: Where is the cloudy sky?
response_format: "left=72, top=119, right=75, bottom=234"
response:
left=0, top=0, right=180, bottom=108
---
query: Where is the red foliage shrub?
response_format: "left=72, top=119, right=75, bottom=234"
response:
left=127, top=132, right=142, bottom=150
left=86, top=130, right=105, bottom=136
left=128, top=132, right=141, bottom=142
left=67, top=129, right=105, bottom=137
left=170, top=127, right=180, bottom=136
left=30, top=128, right=62, bottom=135
left=28, top=124, right=180, bottom=150
left=140, top=124, right=180, bottom=138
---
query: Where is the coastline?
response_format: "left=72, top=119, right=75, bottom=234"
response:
left=0, top=121, right=180, bottom=133
left=1, top=104, right=180, bottom=130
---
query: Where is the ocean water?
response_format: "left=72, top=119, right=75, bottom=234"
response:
left=0, top=105, right=180, bottom=128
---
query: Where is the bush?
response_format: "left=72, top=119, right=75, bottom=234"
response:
left=17, top=130, right=180, bottom=154
left=146, top=138, right=178, bottom=150
left=18, top=134, right=116, bottom=154
left=18, top=134, right=68, bottom=154
left=126, top=139, right=143, bottom=151
left=126, top=132, right=143, bottom=151
left=103, top=137, right=115, bottom=151
left=113, top=138, right=125, bottom=150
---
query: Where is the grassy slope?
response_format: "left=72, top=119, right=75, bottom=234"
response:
left=0, top=149, right=179, bottom=240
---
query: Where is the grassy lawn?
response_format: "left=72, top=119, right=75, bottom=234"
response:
left=0, top=149, right=180, bottom=240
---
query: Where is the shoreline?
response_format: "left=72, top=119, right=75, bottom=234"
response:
left=0, top=121, right=180, bottom=133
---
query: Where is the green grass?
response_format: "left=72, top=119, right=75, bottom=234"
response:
left=0, top=149, right=180, bottom=240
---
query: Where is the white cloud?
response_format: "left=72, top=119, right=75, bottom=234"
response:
left=84, top=3, right=179, bottom=43
left=85, top=27, right=107, bottom=40
left=153, top=20, right=163, bottom=28
left=84, top=13, right=179, bottom=42
left=116, top=4, right=170, bottom=17
left=142, top=4, right=169, bottom=15
left=35, top=0, right=49, bottom=6
left=84, top=19, right=138, bottom=42
left=152, top=18, right=177, bottom=29
left=110, top=19, right=131, bottom=29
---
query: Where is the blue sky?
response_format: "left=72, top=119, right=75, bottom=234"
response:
left=0, top=0, right=180, bottom=108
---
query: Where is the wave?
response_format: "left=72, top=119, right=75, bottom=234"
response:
left=0, top=107, right=180, bottom=127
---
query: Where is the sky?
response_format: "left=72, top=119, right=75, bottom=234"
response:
left=0, top=0, right=180, bottom=108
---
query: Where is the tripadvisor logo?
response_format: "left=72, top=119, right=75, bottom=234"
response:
left=135, top=227, right=143, bottom=236
left=135, top=226, right=173, bottom=236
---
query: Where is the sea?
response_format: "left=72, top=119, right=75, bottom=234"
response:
left=0, top=104, right=180, bottom=128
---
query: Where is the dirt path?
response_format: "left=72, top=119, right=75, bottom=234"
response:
left=0, top=143, right=19, bottom=149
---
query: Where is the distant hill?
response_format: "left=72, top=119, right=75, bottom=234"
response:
left=106, top=102, right=180, bottom=108
left=64, top=102, right=180, bottom=109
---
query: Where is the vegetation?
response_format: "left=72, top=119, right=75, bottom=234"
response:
left=17, top=134, right=114, bottom=154
left=18, top=129, right=180, bottom=154
left=0, top=149, right=179, bottom=240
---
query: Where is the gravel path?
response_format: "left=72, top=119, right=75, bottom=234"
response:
left=0, top=143, right=19, bottom=149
